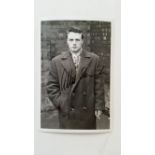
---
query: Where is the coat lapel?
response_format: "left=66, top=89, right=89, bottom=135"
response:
left=60, top=51, right=92, bottom=92
left=60, top=51, right=76, bottom=78
left=72, top=50, right=92, bottom=92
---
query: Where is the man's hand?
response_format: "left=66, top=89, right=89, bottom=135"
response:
left=95, top=110, right=102, bottom=120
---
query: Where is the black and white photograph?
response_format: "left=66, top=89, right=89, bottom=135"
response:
left=41, top=20, right=111, bottom=130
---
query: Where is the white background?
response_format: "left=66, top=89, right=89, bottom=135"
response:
left=0, top=0, right=155, bottom=155
left=35, top=0, right=120, bottom=155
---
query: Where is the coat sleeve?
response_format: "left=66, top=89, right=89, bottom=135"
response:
left=46, top=59, right=61, bottom=108
left=94, top=57, right=105, bottom=110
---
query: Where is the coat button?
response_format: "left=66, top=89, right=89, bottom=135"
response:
left=83, top=91, right=87, bottom=96
left=82, top=106, right=87, bottom=110
left=71, top=108, right=75, bottom=111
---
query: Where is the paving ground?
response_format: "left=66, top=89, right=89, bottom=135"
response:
left=41, top=110, right=110, bottom=129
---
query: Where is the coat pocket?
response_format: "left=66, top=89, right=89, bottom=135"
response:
left=59, top=87, right=71, bottom=113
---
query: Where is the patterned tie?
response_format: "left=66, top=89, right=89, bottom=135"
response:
left=73, top=55, right=80, bottom=72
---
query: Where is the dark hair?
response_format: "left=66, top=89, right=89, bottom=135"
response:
left=67, top=26, right=84, bottom=39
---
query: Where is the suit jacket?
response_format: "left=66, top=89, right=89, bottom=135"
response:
left=47, top=50, right=105, bottom=129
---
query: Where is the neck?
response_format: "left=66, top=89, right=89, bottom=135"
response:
left=70, top=48, right=82, bottom=55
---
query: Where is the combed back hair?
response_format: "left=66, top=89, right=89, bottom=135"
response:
left=67, top=27, right=84, bottom=39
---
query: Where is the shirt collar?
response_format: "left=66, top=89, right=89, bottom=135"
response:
left=70, top=48, right=82, bottom=57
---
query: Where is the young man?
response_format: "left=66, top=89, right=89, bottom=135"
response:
left=47, top=27, right=105, bottom=129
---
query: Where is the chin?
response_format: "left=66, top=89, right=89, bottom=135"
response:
left=71, top=50, right=77, bottom=52
left=72, top=49, right=80, bottom=53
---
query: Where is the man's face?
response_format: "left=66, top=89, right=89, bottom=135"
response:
left=67, top=32, right=83, bottom=53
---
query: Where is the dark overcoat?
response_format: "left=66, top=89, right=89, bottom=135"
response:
left=47, top=50, right=105, bottom=129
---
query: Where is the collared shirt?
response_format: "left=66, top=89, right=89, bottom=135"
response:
left=70, top=49, right=82, bottom=72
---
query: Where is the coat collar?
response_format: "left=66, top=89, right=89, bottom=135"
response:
left=60, top=50, right=92, bottom=92
left=61, top=50, right=91, bottom=59
left=60, top=51, right=75, bottom=77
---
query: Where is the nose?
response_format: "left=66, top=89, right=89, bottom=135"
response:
left=73, top=40, right=76, bottom=44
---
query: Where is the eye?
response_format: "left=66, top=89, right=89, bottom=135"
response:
left=69, top=39, right=73, bottom=41
left=75, top=39, right=80, bottom=41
